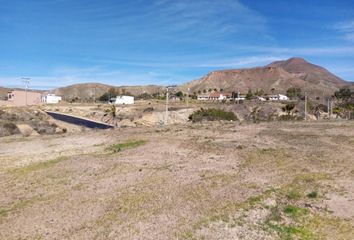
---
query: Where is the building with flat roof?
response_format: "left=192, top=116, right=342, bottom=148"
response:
left=7, top=90, right=42, bottom=106
left=42, top=94, right=62, bottom=104
left=114, top=95, right=134, bottom=105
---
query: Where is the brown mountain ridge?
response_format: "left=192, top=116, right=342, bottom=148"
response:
left=183, top=57, right=351, bottom=96
left=1, top=58, right=353, bottom=100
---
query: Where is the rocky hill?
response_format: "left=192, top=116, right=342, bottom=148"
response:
left=183, top=58, right=351, bottom=96
left=1, top=58, right=353, bottom=100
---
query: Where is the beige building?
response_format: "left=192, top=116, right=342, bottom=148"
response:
left=7, top=90, right=42, bottom=106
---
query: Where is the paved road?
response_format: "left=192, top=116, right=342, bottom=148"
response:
left=46, top=111, right=114, bottom=129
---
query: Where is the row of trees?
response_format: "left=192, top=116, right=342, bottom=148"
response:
left=99, top=88, right=132, bottom=102
left=197, top=88, right=224, bottom=94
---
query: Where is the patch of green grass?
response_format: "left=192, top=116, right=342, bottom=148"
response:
left=179, top=230, right=197, bottom=240
left=286, top=189, right=302, bottom=200
left=248, top=195, right=263, bottom=206
left=0, top=208, right=10, bottom=217
left=306, top=214, right=354, bottom=239
left=283, top=205, right=309, bottom=218
left=106, top=140, right=147, bottom=153
left=0, top=198, right=37, bottom=218
left=241, top=148, right=291, bottom=169
left=267, top=223, right=315, bottom=240
left=9, top=156, right=67, bottom=175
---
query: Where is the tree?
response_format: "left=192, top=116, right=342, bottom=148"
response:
left=138, top=93, right=153, bottom=100
left=271, top=88, right=275, bottom=94
left=99, top=93, right=110, bottom=102
left=220, top=88, right=224, bottom=92
left=208, top=88, right=212, bottom=92
left=282, top=103, right=295, bottom=115
left=286, top=87, right=302, bottom=99
left=108, top=87, right=118, bottom=98
left=175, top=91, right=183, bottom=97
left=334, top=88, right=352, bottom=102
left=203, top=89, right=207, bottom=93
left=245, top=89, right=253, bottom=100
left=255, top=89, right=264, bottom=96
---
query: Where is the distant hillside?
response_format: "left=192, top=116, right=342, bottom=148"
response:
left=183, top=58, right=350, bottom=97
left=2, top=58, right=352, bottom=101
left=54, top=83, right=165, bottom=100
left=0, top=87, right=10, bottom=100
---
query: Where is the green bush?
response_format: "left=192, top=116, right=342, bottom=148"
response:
left=282, top=103, right=295, bottom=115
left=188, top=108, right=237, bottom=122
left=307, top=191, right=318, bottom=199
left=0, top=122, right=20, bottom=137
left=286, top=87, right=302, bottom=99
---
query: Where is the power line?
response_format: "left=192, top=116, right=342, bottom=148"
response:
left=304, top=92, right=307, bottom=121
left=21, top=77, right=30, bottom=106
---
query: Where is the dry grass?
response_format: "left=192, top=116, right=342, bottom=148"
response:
left=0, top=120, right=353, bottom=239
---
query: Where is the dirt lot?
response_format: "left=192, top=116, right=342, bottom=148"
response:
left=0, top=120, right=353, bottom=239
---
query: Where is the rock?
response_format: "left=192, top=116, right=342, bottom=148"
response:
left=119, top=119, right=137, bottom=127
left=17, top=124, right=39, bottom=137
left=262, top=198, right=277, bottom=208
left=55, top=127, right=64, bottom=134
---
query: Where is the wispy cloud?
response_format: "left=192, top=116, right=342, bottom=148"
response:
left=146, top=0, right=267, bottom=39
left=195, top=56, right=289, bottom=68
left=66, top=0, right=269, bottom=45
left=0, top=66, right=194, bottom=89
left=82, top=54, right=289, bottom=69
left=238, top=45, right=354, bottom=56
left=333, top=21, right=354, bottom=41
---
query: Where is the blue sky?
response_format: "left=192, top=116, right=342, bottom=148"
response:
left=1, top=0, right=354, bottom=89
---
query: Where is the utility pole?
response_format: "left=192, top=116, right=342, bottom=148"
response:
left=327, top=98, right=330, bottom=119
left=165, top=87, right=169, bottom=125
left=164, top=85, right=176, bottom=125
left=304, top=92, right=307, bottom=121
left=21, top=77, right=30, bottom=106
left=186, top=88, right=190, bottom=108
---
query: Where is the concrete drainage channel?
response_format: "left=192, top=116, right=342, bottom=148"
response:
left=45, top=111, right=115, bottom=129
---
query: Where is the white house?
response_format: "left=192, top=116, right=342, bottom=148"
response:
left=257, top=96, right=266, bottom=101
left=197, top=94, right=210, bottom=101
left=42, top=94, right=62, bottom=104
left=209, top=92, right=232, bottom=101
left=269, top=94, right=289, bottom=101
left=115, top=95, right=134, bottom=105
left=278, top=94, right=289, bottom=101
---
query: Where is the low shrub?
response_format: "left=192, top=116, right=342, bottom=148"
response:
left=188, top=108, right=238, bottom=122
left=307, top=191, right=318, bottom=199
left=278, top=115, right=302, bottom=121
left=0, top=122, right=20, bottom=137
